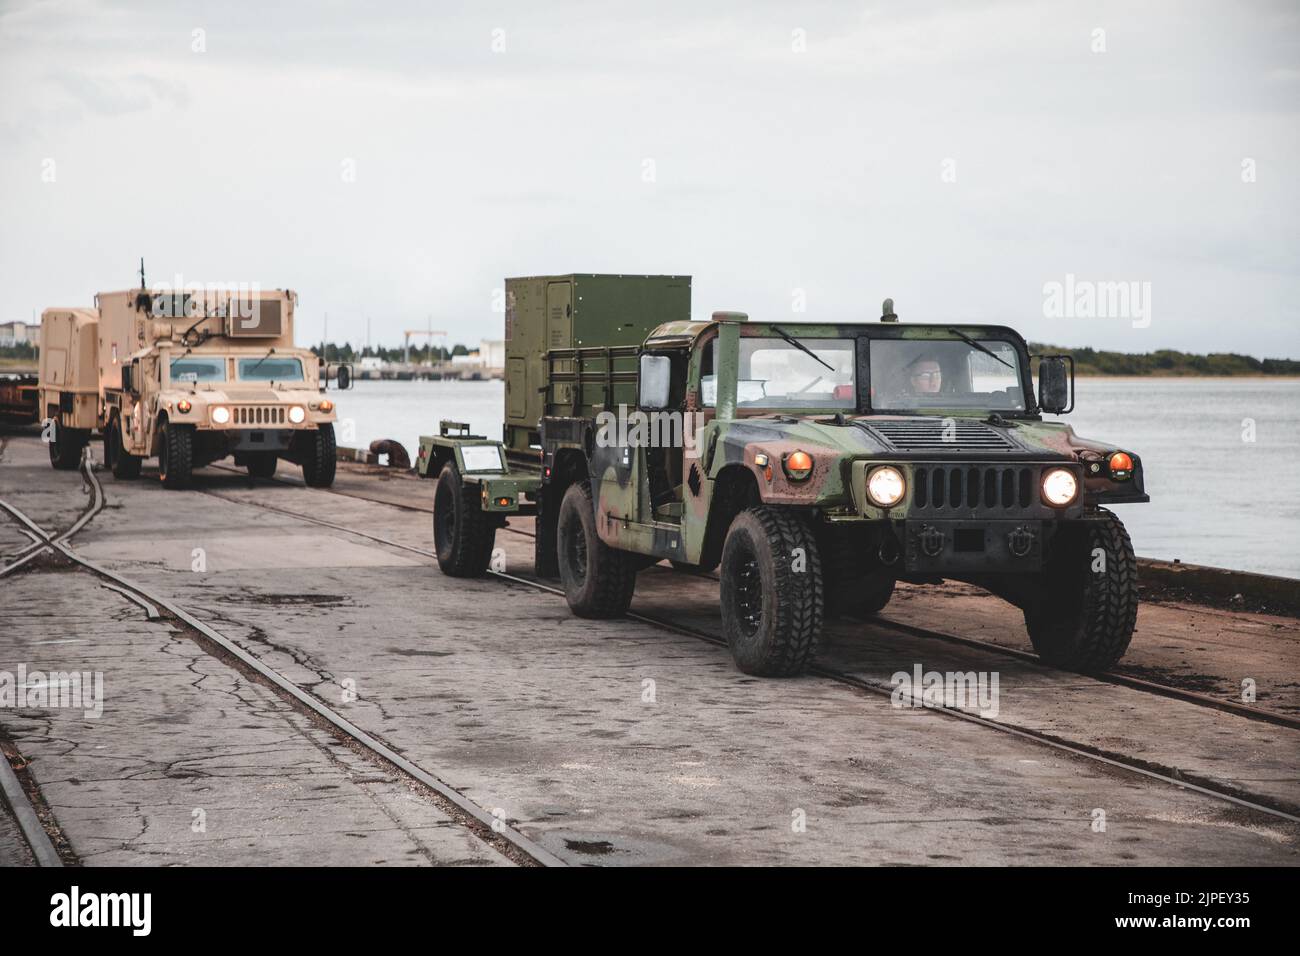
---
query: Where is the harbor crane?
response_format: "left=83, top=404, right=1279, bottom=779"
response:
left=403, top=328, right=448, bottom=365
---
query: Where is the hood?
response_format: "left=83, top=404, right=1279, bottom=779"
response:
left=164, top=384, right=320, bottom=403
left=717, top=414, right=1080, bottom=463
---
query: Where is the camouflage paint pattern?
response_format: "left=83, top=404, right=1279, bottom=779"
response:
left=590, top=317, right=1146, bottom=568
left=422, top=308, right=1148, bottom=574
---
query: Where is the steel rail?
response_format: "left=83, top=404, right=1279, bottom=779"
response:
left=0, top=469, right=567, bottom=869
left=196, top=489, right=1300, bottom=826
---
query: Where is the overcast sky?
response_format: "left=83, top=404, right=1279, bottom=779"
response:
left=2, top=0, right=1297, bottom=357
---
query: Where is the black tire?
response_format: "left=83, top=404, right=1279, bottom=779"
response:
left=105, top=417, right=141, bottom=480
left=820, top=529, right=894, bottom=618
left=433, top=461, right=496, bottom=577
left=158, top=421, right=194, bottom=489
left=719, top=507, right=824, bottom=677
left=246, top=452, right=278, bottom=479
left=48, top=423, right=88, bottom=471
left=301, top=424, right=337, bottom=488
left=557, top=480, right=637, bottom=618
left=1024, top=508, right=1138, bottom=672
left=854, top=574, right=896, bottom=615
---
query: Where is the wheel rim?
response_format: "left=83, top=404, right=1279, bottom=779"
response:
left=733, top=549, right=763, bottom=637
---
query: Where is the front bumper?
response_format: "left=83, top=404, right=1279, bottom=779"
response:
left=901, top=518, right=1051, bottom=572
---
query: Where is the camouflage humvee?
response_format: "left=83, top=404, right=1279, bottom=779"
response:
left=424, top=281, right=1148, bottom=678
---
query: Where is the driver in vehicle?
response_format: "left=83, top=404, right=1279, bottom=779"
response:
left=907, top=355, right=944, bottom=395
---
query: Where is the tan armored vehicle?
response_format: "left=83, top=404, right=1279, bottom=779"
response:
left=39, top=281, right=349, bottom=488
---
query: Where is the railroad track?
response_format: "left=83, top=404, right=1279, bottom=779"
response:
left=0, top=440, right=104, bottom=578
left=194, top=487, right=1300, bottom=826
left=7, top=447, right=1295, bottom=861
left=0, top=457, right=566, bottom=868
left=263, top=467, right=1297, bottom=732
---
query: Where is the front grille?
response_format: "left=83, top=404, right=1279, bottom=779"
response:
left=864, top=418, right=1015, bottom=451
left=233, top=405, right=286, bottom=425
left=913, top=464, right=1036, bottom=512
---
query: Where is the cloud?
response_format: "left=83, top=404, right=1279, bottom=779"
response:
left=0, top=0, right=1296, bottom=357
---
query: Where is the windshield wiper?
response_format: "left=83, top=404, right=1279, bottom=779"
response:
left=947, top=328, right=1015, bottom=371
left=771, top=326, right=834, bottom=372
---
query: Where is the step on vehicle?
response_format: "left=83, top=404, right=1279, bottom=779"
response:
left=39, top=267, right=351, bottom=489
left=422, top=276, right=1148, bottom=677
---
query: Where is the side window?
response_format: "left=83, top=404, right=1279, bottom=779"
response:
left=644, top=349, right=690, bottom=410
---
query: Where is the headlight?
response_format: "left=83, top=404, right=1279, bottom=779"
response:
left=783, top=450, right=814, bottom=481
left=211, top=406, right=230, bottom=425
left=1041, top=467, right=1079, bottom=506
left=867, top=466, right=906, bottom=507
left=288, top=405, right=306, bottom=424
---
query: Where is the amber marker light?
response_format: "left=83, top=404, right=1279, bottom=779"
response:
left=319, top=399, right=334, bottom=412
left=783, top=450, right=814, bottom=482
left=1109, top=451, right=1133, bottom=480
left=176, top=399, right=192, bottom=413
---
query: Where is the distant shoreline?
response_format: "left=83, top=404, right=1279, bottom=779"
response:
left=1072, top=373, right=1300, bottom=379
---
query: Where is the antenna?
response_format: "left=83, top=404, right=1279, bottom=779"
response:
left=139, top=258, right=147, bottom=290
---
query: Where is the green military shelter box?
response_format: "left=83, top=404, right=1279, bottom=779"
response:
left=503, top=274, right=691, bottom=452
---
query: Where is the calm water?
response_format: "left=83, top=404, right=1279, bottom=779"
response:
left=335, top=378, right=1300, bottom=579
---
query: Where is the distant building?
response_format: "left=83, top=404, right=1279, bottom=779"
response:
left=359, top=356, right=384, bottom=370
left=479, top=339, right=505, bottom=371
left=0, top=321, right=32, bottom=347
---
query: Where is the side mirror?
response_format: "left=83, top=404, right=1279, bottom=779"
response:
left=639, top=354, right=672, bottom=410
left=1037, top=356, right=1074, bottom=414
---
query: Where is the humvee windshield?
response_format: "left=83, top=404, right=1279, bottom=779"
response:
left=170, top=356, right=226, bottom=383
left=702, top=336, right=856, bottom=410
left=869, top=338, right=1026, bottom=411
left=237, top=357, right=304, bottom=381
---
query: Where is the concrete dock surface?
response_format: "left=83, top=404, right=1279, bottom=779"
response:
left=1, top=432, right=1297, bottom=866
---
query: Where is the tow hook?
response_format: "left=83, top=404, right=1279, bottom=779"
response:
left=1007, top=525, right=1036, bottom=558
left=918, top=524, right=945, bottom=558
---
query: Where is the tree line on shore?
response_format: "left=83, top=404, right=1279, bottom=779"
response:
left=3, top=340, right=1298, bottom=376
left=1027, top=344, right=1300, bottom=376
left=309, top=343, right=472, bottom=363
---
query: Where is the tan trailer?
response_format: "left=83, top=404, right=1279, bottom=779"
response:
left=37, top=308, right=101, bottom=468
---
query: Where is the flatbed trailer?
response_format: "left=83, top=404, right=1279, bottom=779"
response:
left=0, top=372, right=40, bottom=426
